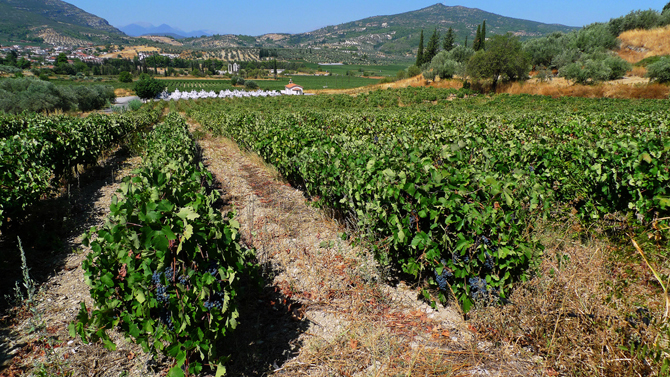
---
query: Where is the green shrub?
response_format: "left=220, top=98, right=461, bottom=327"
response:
left=118, top=71, right=133, bottom=83
left=407, top=65, right=421, bottom=77
left=134, top=75, right=165, bottom=100
left=430, top=51, right=460, bottom=79
left=559, top=53, right=631, bottom=84
left=230, top=76, right=245, bottom=86
left=646, top=57, right=670, bottom=83
left=244, top=80, right=259, bottom=89
left=128, top=99, right=143, bottom=111
left=447, top=46, right=475, bottom=64
left=422, top=69, right=436, bottom=81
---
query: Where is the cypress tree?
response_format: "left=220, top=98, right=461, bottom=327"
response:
left=416, top=30, right=424, bottom=67
left=474, top=25, right=481, bottom=51
left=425, top=28, right=440, bottom=65
left=443, top=27, right=455, bottom=52
left=481, top=21, right=487, bottom=50
left=464, top=35, right=468, bottom=48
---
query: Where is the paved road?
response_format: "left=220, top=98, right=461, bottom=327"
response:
left=114, top=95, right=140, bottom=106
left=105, top=95, right=141, bottom=113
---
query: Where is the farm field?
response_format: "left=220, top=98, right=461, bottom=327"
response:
left=302, top=62, right=411, bottom=76
left=1, top=88, right=669, bottom=376
left=157, top=75, right=380, bottom=92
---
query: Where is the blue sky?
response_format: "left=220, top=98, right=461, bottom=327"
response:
left=66, top=0, right=669, bottom=35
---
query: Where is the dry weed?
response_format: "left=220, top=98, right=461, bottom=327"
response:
left=498, top=81, right=669, bottom=99
left=618, top=26, right=670, bottom=63
left=629, top=66, right=647, bottom=77
left=471, top=215, right=667, bottom=376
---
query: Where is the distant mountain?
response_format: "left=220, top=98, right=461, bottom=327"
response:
left=285, top=3, right=579, bottom=54
left=120, top=23, right=215, bottom=39
left=0, top=0, right=128, bottom=46
left=181, top=3, right=579, bottom=60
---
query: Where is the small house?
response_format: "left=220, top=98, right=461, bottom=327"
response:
left=283, top=79, right=303, bottom=95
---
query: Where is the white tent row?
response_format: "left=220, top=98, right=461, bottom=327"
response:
left=157, top=89, right=283, bottom=101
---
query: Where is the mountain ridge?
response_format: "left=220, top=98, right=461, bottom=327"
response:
left=0, top=0, right=127, bottom=45
left=119, top=23, right=215, bottom=39
left=177, top=3, right=579, bottom=61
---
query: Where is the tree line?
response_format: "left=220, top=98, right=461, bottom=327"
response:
left=408, top=2, right=670, bottom=89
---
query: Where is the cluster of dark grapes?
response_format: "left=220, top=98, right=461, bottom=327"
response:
left=480, top=236, right=496, bottom=271
left=164, top=266, right=174, bottom=282
left=178, top=274, right=189, bottom=285
left=452, top=252, right=469, bottom=265
left=434, top=260, right=453, bottom=291
left=206, top=262, right=219, bottom=277
left=468, top=277, right=488, bottom=301
left=159, top=309, right=174, bottom=331
left=151, top=271, right=161, bottom=285
left=373, top=135, right=379, bottom=143
left=203, top=300, right=223, bottom=310
left=156, top=284, right=169, bottom=302
left=203, top=292, right=224, bottom=311
left=483, top=253, right=494, bottom=271
left=152, top=268, right=174, bottom=303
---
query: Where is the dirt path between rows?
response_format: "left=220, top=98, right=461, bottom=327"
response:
left=194, top=125, right=539, bottom=376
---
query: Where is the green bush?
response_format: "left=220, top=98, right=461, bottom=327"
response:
left=407, top=65, right=421, bottom=77
left=118, top=71, right=133, bottom=83
left=128, top=99, right=143, bottom=111
left=0, top=78, right=113, bottom=113
left=446, top=46, right=475, bottom=64
left=422, top=69, right=436, bottom=81
left=646, top=57, right=670, bottom=83
left=559, top=53, right=631, bottom=84
left=244, top=80, right=259, bottom=89
left=230, top=76, right=245, bottom=86
left=429, top=51, right=460, bottom=79
left=134, top=75, right=165, bottom=100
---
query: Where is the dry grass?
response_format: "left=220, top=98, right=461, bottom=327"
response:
left=629, top=66, right=648, bottom=77
left=618, top=25, right=670, bottom=63
left=498, top=80, right=669, bottom=99
left=311, top=75, right=439, bottom=95
left=471, top=214, right=668, bottom=376
left=114, top=88, right=135, bottom=97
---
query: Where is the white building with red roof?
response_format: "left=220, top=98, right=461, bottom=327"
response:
left=283, top=79, right=303, bottom=95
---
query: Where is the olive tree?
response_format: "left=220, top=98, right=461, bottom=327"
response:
left=429, top=51, right=460, bottom=79
left=467, top=33, right=530, bottom=89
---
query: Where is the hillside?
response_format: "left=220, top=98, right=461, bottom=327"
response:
left=179, top=3, right=579, bottom=61
left=0, top=0, right=127, bottom=46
